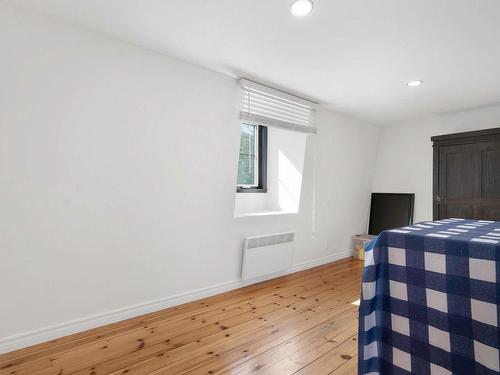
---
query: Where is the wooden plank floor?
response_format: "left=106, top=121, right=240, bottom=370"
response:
left=0, top=257, right=363, bottom=375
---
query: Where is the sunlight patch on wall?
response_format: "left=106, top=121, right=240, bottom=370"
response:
left=278, top=149, right=302, bottom=213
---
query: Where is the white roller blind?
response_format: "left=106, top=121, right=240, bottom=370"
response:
left=239, top=79, right=317, bottom=134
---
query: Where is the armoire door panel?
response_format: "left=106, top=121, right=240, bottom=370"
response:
left=444, top=151, right=475, bottom=199
left=481, top=149, right=500, bottom=199
left=477, top=205, right=500, bottom=220
left=444, top=204, right=474, bottom=219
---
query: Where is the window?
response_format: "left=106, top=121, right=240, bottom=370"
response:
left=237, top=123, right=267, bottom=192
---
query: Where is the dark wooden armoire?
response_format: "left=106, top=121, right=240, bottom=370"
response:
left=432, top=127, right=500, bottom=220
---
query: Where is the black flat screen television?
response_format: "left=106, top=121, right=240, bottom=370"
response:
left=368, top=193, right=415, bottom=235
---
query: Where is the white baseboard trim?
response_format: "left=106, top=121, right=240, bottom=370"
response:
left=0, top=251, right=353, bottom=354
left=289, top=250, right=353, bottom=273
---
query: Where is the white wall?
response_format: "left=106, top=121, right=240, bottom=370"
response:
left=0, top=3, right=379, bottom=350
left=372, top=105, right=500, bottom=222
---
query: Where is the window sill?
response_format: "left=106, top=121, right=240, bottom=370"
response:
left=234, top=210, right=297, bottom=218
left=236, top=187, right=267, bottom=193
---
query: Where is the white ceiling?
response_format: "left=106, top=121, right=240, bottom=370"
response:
left=7, top=0, right=500, bottom=124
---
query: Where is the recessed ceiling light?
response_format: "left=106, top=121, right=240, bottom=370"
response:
left=407, top=80, right=423, bottom=87
left=290, top=0, right=313, bottom=17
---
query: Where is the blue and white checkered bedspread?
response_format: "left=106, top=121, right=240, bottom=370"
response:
left=358, top=218, right=500, bottom=375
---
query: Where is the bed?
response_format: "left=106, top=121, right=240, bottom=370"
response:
left=358, top=218, right=500, bottom=375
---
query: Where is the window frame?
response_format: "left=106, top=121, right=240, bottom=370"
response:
left=237, top=124, right=259, bottom=189
left=236, top=123, right=267, bottom=193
